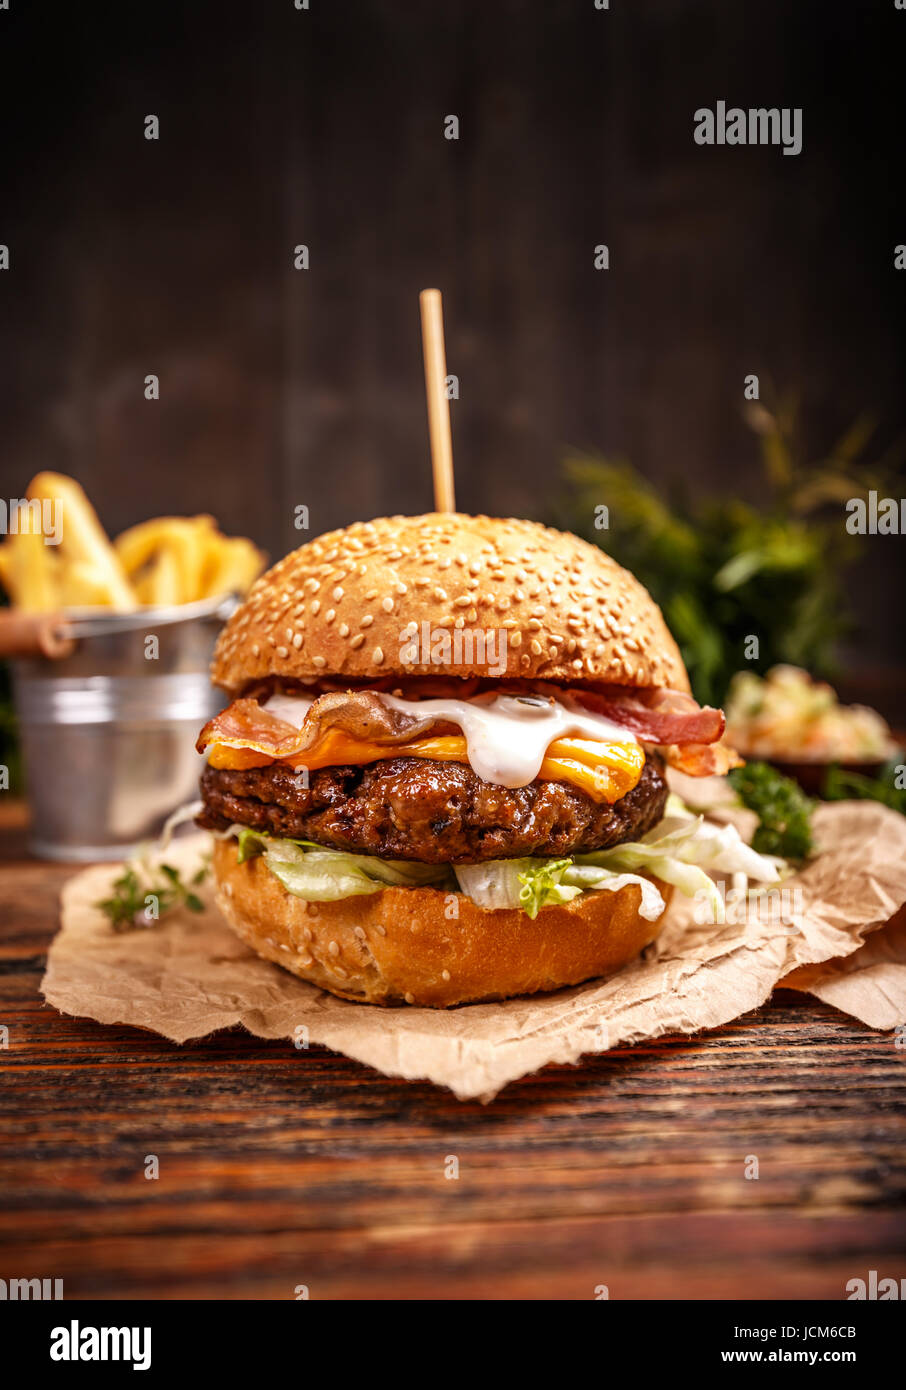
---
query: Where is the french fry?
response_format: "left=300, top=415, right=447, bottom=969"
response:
left=27, top=472, right=137, bottom=611
left=0, top=543, right=13, bottom=598
left=56, top=559, right=123, bottom=609
left=135, top=546, right=182, bottom=607
left=7, top=519, right=60, bottom=613
left=200, top=535, right=266, bottom=598
left=115, top=515, right=213, bottom=576
left=115, top=515, right=218, bottom=604
left=170, top=517, right=218, bottom=602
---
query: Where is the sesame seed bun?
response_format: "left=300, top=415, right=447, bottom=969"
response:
left=210, top=514, right=689, bottom=694
left=211, top=837, right=670, bottom=1007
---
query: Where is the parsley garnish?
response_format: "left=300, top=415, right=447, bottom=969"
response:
left=728, top=761, right=814, bottom=860
left=97, top=858, right=209, bottom=932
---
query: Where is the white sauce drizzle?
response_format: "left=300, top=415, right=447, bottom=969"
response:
left=264, top=690, right=635, bottom=790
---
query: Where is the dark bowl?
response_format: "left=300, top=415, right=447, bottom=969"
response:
left=750, top=733, right=906, bottom=798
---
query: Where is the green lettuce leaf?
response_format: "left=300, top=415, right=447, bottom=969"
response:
left=453, top=858, right=583, bottom=917
left=236, top=828, right=452, bottom=901
left=572, top=814, right=783, bottom=918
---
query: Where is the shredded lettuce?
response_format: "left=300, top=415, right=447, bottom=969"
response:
left=572, top=814, right=782, bottom=919
left=454, top=858, right=583, bottom=918
left=236, top=828, right=453, bottom=901
left=455, top=857, right=666, bottom=920
left=229, top=812, right=784, bottom=921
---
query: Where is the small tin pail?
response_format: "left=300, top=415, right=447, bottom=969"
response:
left=11, top=595, right=234, bottom=860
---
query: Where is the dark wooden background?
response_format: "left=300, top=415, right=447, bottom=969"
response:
left=2, top=802, right=905, bottom=1300
left=0, top=0, right=903, bottom=670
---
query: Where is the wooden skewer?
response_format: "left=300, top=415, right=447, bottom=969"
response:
left=419, top=288, right=456, bottom=512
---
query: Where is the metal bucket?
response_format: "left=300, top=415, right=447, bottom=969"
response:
left=12, top=595, right=234, bottom=860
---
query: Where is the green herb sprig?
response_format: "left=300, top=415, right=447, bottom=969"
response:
left=97, top=858, right=209, bottom=932
left=728, top=761, right=814, bottom=860
left=823, top=759, right=906, bottom=816
left=553, top=392, right=902, bottom=706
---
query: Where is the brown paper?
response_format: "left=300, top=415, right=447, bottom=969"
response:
left=41, top=794, right=906, bottom=1101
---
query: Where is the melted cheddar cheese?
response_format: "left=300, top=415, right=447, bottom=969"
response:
left=207, top=729, right=645, bottom=804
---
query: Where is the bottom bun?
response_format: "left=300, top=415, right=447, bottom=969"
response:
left=211, top=838, right=671, bottom=1008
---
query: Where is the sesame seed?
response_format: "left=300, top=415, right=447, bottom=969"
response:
left=529, top=639, right=542, bottom=655
left=404, top=992, right=415, bottom=1004
left=381, top=597, right=394, bottom=613
left=312, top=655, right=327, bottom=668
left=276, top=645, right=289, bottom=658
left=292, top=632, right=303, bottom=648
left=350, top=633, right=365, bottom=649
left=338, top=622, right=349, bottom=637
left=328, top=940, right=340, bottom=957
left=360, top=614, right=374, bottom=627
left=373, top=646, right=384, bottom=663
left=332, top=586, right=344, bottom=601
left=311, top=599, right=321, bottom=615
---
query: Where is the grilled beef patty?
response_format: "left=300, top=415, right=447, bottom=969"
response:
left=198, top=752, right=668, bottom=863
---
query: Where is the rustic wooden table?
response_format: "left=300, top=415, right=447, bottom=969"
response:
left=1, top=799, right=904, bottom=1301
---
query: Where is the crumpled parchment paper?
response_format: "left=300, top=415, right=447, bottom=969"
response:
left=41, top=792, right=906, bottom=1101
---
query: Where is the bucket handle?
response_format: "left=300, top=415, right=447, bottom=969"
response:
left=0, top=610, right=75, bottom=660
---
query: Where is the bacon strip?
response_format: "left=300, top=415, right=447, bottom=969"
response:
left=196, top=699, right=305, bottom=758
left=197, top=691, right=452, bottom=760
left=574, top=686, right=725, bottom=746
left=662, top=741, right=743, bottom=776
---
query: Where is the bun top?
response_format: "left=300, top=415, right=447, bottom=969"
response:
left=210, top=513, right=689, bottom=694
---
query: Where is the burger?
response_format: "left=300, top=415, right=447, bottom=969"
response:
left=196, top=513, right=770, bottom=1007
